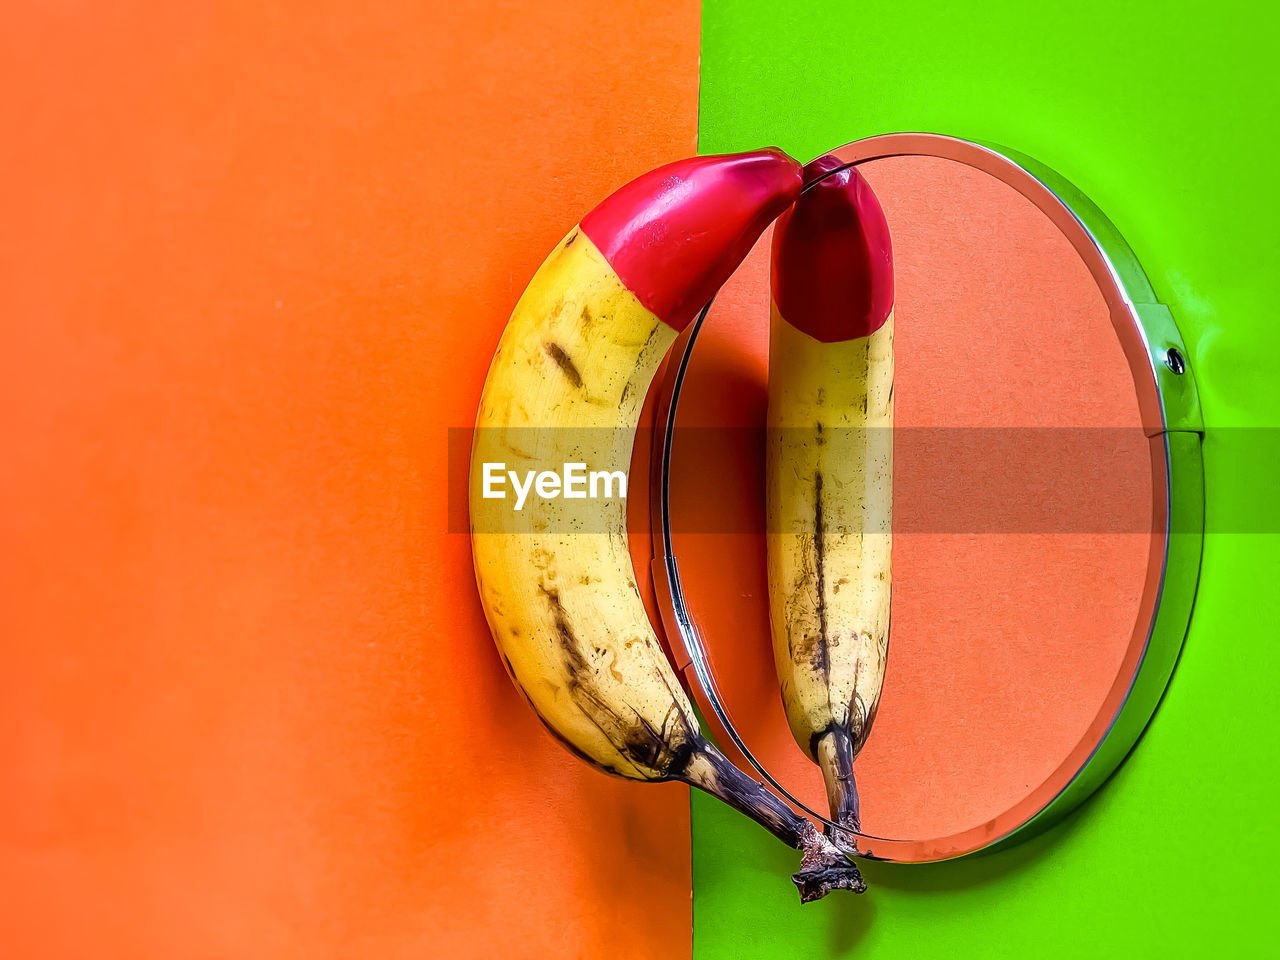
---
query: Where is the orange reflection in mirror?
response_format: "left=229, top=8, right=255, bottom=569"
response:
left=667, top=157, right=1153, bottom=843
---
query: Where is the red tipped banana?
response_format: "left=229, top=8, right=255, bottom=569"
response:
left=767, top=155, right=895, bottom=850
left=469, top=151, right=866, bottom=900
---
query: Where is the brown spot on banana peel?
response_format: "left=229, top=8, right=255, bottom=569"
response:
left=658, top=702, right=683, bottom=742
left=680, top=746, right=866, bottom=902
left=578, top=683, right=675, bottom=778
left=538, top=584, right=583, bottom=666
left=538, top=584, right=690, bottom=777
left=628, top=714, right=671, bottom=770
left=855, top=694, right=880, bottom=755
left=539, top=585, right=629, bottom=745
left=497, top=649, right=516, bottom=680
left=603, top=694, right=696, bottom=782
left=605, top=649, right=624, bottom=684
left=619, top=326, right=661, bottom=409
left=783, top=537, right=821, bottom=666
left=494, top=640, right=638, bottom=780
left=544, top=342, right=583, bottom=388
left=812, top=471, right=831, bottom=683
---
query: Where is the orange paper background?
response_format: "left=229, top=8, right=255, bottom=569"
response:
left=0, top=3, right=699, bottom=958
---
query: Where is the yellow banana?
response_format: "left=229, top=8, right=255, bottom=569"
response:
left=767, top=157, right=895, bottom=849
left=470, top=151, right=866, bottom=900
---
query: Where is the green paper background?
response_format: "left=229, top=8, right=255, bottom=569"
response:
left=694, top=1, right=1280, bottom=955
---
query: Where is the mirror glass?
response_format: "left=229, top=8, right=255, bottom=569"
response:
left=659, top=154, right=1160, bottom=856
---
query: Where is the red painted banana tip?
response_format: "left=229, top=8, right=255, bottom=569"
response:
left=802, top=152, right=852, bottom=185
left=772, top=153, right=894, bottom=343
left=581, top=148, right=803, bottom=331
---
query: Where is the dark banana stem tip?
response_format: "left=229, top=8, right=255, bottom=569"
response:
left=680, top=743, right=867, bottom=903
left=794, top=828, right=868, bottom=903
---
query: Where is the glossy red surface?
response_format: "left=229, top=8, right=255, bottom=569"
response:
left=581, top=149, right=802, bottom=331
left=771, top=154, right=894, bottom=342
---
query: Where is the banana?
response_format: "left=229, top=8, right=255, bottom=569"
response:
left=469, top=150, right=866, bottom=901
left=766, top=156, right=895, bottom=850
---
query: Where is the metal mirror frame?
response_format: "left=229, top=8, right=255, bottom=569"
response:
left=649, top=133, right=1205, bottom=862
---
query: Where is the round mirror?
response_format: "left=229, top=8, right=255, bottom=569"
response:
left=649, top=135, right=1203, bottom=862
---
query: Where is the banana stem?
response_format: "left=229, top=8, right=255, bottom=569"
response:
left=681, top=744, right=866, bottom=902
left=816, top=728, right=861, bottom=853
